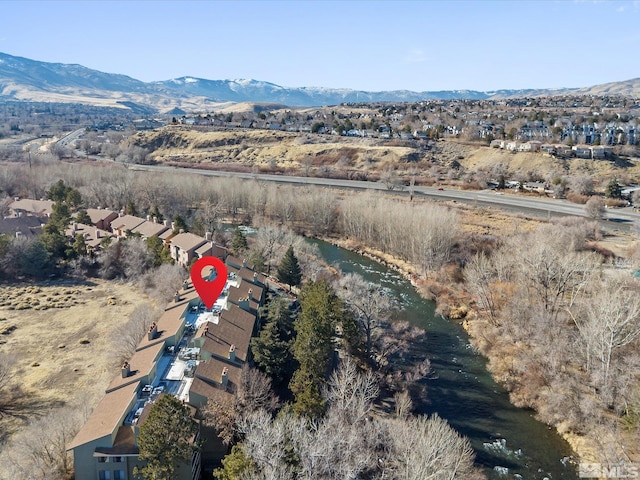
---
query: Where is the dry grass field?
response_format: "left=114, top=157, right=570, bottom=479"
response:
left=132, top=126, right=418, bottom=171
left=0, top=279, right=152, bottom=443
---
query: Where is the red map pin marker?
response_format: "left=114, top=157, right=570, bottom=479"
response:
left=190, top=256, right=228, bottom=310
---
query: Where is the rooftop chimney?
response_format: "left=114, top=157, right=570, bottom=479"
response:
left=221, top=367, right=229, bottom=388
left=152, top=216, right=157, bottom=224
left=205, top=231, right=212, bottom=241
left=148, top=322, right=158, bottom=340
left=239, top=297, right=250, bottom=313
left=95, top=229, right=100, bottom=239
left=229, top=345, right=236, bottom=362
left=146, top=215, right=151, bottom=221
left=163, top=219, right=168, bottom=227
left=248, top=289, right=253, bottom=301
left=242, top=258, right=247, bottom=268
left=121, top=361, right=130, bottom=378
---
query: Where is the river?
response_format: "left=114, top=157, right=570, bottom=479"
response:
left=311, top=239, right=578, bottom=480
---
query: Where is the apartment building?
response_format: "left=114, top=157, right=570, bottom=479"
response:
left=68, top=258, right=265, bottom=480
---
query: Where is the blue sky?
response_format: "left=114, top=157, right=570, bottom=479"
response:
left=1, top=1, right=639, bottom=92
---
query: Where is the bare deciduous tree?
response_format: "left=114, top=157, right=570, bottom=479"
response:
left=571, top=276, right=640, bottom=390
left=203, top=366, right=279, bottom=445
left=111, top=303, right=161, bottom=366
left=568, top=174, right=594, bottom=196
left=2, top=405, right=85, bottom=480
left=383, top=414, right=479, bottom=480
left=585, top=196, right=606, bottom=219
left=335, top=272, right=393, bottom=361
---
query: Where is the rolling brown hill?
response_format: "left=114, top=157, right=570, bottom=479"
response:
left=130, top=127, right=640, bottom=191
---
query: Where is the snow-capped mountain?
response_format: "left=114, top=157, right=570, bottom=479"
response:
left=0, top=51, right=637, bottom=112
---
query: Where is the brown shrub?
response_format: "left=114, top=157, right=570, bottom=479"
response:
left=566, top=192, right=589, bottom=204
left=604, top=198, right=628, bottom=208
left=460, top=181, right=481, bottom=190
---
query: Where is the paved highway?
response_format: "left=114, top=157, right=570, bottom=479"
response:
left=119, top=162, right=640, bottom=229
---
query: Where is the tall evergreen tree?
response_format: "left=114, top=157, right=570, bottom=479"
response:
left=173, top=213, right=188, bottom=233
left=277, top=245, right=302, bottom=291
left=605, top=178, right=622, bottom=199
left=134, top=394, right=199, bottom=480
left=251, top=297, right=295, bottom=380
left=75, top=209, right=92, bottom=226
left=251, top=320, right=291, bottom=379
left=73, top=233, right=88, bottom=257
left=290, top=280, right=343, bottom=418
left=231, top=226, right=249, bottom=256
left=150, top=204, right=164, bottom=223
left=125, top=200, right=138, bottom=216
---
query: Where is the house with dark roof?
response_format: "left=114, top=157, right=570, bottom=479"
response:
left=227, top=281, right=264, bottom=318
left=0, top=215, right=43, bottom=240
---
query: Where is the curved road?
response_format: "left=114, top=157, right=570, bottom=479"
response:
left=117, top=161, right=640, bottom=230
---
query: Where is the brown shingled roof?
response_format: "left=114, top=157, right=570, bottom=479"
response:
left=195, top=306, right=256, bottom=364
left=227, top=282, right=263, bottom=316
left=135, top=288, right=198, bottom=352
left=195, top=242, right=213, bottom=257
left=106, top=342, right=164, bottom=393
left=111, top=214, right=146, bottom=233
left=132, top=220, right=169, bottom=238
left=195, top=357, right=242, bottom=388
left=67, top=382, right=138, bottom=450
left=238, top=267, right=266, bottom=288
left=10, top=198, right=54, bottom=217
left=225, top=255, right=247, bottom=270
left=95, top=426, right=139, bottom=455
left=170, top=232, right=207, bottom=252
left=189, top=377, right=235, bottom=406
left=65, top=223, right=113, bottom=249
left=86, top=208, right=118, bottom=225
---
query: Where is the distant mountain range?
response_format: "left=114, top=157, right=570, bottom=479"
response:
left=0, top=52, right=638, bottom=113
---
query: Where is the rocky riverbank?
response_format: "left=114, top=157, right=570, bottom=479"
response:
left=319, top=234, right=617, bottom=467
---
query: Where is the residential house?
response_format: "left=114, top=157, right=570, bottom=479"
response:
left=555, top=145, right=573, bottom=158
left=131, top=218, right=170, bottom=239
left=65, top=223, right=114, bottom=251
left=540, top=144, right=556, bottom=155
left=169, top=232, right=208, bottom=266
left=111, top=214, right=146, bottom=238
left=590, top=146, right=613, bottom=159
left=227, top=280, right=264, bottom=318
left=86, top=208, right=119, bottom=231
left=9, top=198, right=54, bottom=218
left=0, top=215, right=43, bottom=240
left=572, top=145, right=592, bottom=159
